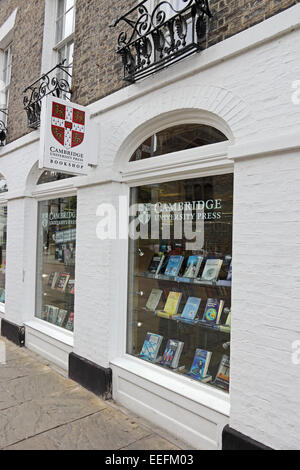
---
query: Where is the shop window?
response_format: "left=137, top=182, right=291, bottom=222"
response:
left=37, top=170, right=74, bottom=185
left=0, top=206, right=7, bottom=304
left=130, top=124, right=227, bottom=161
left=127, top=173, right=232, bottom=392
left=36, top=196, right=76, bottom=331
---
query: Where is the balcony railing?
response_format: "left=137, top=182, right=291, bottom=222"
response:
left=0, top=109, right=7, bottom=147
left=23, top=61, right=72, bottom=129
left=111, top=0, right=212, bottom=83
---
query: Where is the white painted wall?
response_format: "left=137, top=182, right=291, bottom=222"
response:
left=1, top=3, right=300, bottom=449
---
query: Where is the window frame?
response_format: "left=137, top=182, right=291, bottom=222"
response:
left=0, top=200, right=8, bottom=313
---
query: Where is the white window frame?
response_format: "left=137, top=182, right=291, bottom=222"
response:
left=41, top=1, right=75, bottom=80
left=0, top=9, right=17, bottom=127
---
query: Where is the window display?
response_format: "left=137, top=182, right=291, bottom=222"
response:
left=127, top=174, right=233, bottom=392
left=36, top=196, right=76, bottom=331
left=0, top=206, right=7, bottom=303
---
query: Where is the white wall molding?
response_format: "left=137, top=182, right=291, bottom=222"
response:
left=229, top=132, right=300, bottom=161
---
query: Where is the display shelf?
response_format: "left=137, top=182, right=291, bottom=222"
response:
left=135, top=307, right=230, bottom=334
left=137, top=272, right=231, bottom=287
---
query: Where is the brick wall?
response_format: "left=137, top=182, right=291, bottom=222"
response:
left=1, top=0, right=300, bottom=143
left=0, top=0, right=45, bottom=144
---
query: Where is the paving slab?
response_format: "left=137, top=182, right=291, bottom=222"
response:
left=0, top=337, right=181, bottom=450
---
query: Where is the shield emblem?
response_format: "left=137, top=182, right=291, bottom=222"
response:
left=51, top=101, right=85, bottom=149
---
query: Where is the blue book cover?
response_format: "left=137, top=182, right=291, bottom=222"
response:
left=202, top=298, right=224, bottom=325
left=140, top=332, right=163, bottom=362
left=186, top=349, right=212, bottom=380
left=181, top=297, right=201, bottom=321
left=164, top=255, right=184, bottom=277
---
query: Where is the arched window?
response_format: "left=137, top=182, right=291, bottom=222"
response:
left=37, top=170, right=74, bottom=185
left=130, top=124, right=228, bottom=161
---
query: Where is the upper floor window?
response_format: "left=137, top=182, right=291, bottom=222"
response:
left=54, top=0, right=75, bottom=85
left=0, top=43, right=12, bottom=125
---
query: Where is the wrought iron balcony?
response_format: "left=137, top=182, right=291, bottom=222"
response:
left=0, top=109, right=7, bottom=147
left=23, top=61, right=72, bottom=130
left=111, top=0, right=212, bottom=83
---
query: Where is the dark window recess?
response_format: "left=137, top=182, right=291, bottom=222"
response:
left=37, top=171, right=74, bottom=185
left=130, top=124, right=227, bottom=161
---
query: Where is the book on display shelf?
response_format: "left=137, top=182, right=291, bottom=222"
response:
left=145, top=288, right=163, bottom=311
left=56, top=273, right=70, bottom=292
left=214, top=355, right=230, bottom=391
left=42, top=304, right=49, bottom=321
left=184, top=349, right=212, bottom=381
left=148, top=254, right=165, bottom=275
left=164, top=255, right=184, bottom=277
left=182, top=255, right=203, bottom=279
left=48, top=305, right=59, bottom=324
left=56, top=309, right=68, bottom=327
left=180, top=297, right=201, bottom=322
left=65, top=312, right=74, bottom=331
left=48, top=272, right=59, bottom=289
left=227, top=261, right=232, bottom=281
left=201, top=259, right=223, bottom=281
left=66, top=279, right=75, bottom=294
left=159, top=339, right=184, bottom=369
left=156, top=291, right=182, bottom=318
left=140, top=332, right=163, bottom=362
left=202, top=298, right=224, bottom=326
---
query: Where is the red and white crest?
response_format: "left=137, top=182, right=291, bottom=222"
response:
left=51, top=101, right=85, bottom=149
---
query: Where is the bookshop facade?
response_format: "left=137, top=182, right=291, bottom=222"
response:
left=1, top=5, right=300, bottom=451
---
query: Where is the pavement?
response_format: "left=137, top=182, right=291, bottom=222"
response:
left=0, top=336, right=185, bottom=450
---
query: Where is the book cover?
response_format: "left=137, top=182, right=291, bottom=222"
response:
left=183, top=255, right=203, bottom=278
left=47, top=305, right=59, bottom=324
left=48, top=272, right=59, bottom=289
left=42, top=304, right=49, bottom=321
left=201, top=259, right=223, bottom=281
left=185, top=349, right=212, bottom=380
left=140, top=332, right=163, bottom=362
left=160, top=339, right=184, bottom=368
left=65, top=312, right=74, bottom=331
left=56, top=273, right=70, bottom=292
left=66, top=279, right=75, bottom=294
left=146, top=288, right=163, bottom=311
left=227, top=261, right=232, bottom=281
left=180, top=297, right=201, bottom=321
left=214, top=355, right=230, bottom=391
left=148, top=254, right=165, bottom=275
left=157, top=291, right=182, bottom=318
left=56, top=309, right=68, bottom=327
left=164, top=256, right=184, bottom=277
left=202, top=298, right=224, bottom=325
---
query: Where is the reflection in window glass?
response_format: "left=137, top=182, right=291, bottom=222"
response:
left=56, top=0, right=75, bottom=44
left=37, top=171, right=74, bottom=185
left=0, top=206, right=7, bottom=303
left=130, top=124, right=227, bottom=161
left=127, top=174, right=233, bottom=393
left=0, top=178, right=8, bottom=193
left=36, top=197, right=76, bottom=331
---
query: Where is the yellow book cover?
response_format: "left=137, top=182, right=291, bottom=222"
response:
left=157, top=291, right=182, bottom=317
